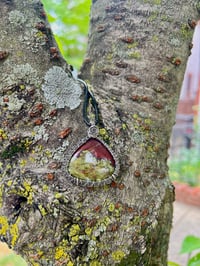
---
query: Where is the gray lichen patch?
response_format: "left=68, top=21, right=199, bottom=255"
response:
left=42, top=66, right=82, bottom=110
left=8, top=10, right=27, bottom=27
left=0, top=93, right=26, bottom=111
left=19, top=29, right=47, bottom=53
left=1, top=63, right=39, bottom=88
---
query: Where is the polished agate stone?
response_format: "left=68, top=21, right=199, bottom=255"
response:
left=68, top=138, right=115, bottom=181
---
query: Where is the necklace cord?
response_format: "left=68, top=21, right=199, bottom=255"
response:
left=77, top=79, right=100, bottom=127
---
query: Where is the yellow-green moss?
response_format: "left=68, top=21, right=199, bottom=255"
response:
left=55, top=246, right=66, bottom=260
left=153, top=0, right=161, bottom=4
left=99, top=128, right=110, bottom=141
left=143, top=0, right=161, bottom=4
left=19, top=84, right=26, bottom=90
left=152, top=35, right=158, bottom=42
left=42, top=184, right=48, bottom=192
left=108, top=203, right=115, bottom=212
left=23, top=181, right=33, bottom=204
left=180, top=24, right=193, bottom=39
left=112, top=250, right=125, bottom=262
left=127, top=42, right=138, bottom=49
left=85, top=227, right=93, bottom=236
left=129, top=50, right=141, bottom=59
left=38, top=204, right=47, bottom=216
left=67, top=261, right=74, bottom=266
left=106, top=53, right=113, bottom=60
left=10, top=218, right=20, bottom=247
left=148, top=11, right=158, bottom=22
left=69, top=224, right=81, bottom=237
left=7, top=180, right=13, bottom=187
left=20, top=159, right=27, bottom=168
left=0, top=216, right=9, bottom=236
left=122, top=123, right=127, bottom=130
left=89, top=261, right=102, bottom=266
left=102, top=216, right=111, bottom=226
left=0, top=129, right=8, bottom=140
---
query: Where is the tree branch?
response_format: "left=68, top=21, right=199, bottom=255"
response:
left=0, top=0, right=199, bottom=265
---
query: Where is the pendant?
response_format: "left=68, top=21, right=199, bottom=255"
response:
left=66, top=126, right=119, bottom=186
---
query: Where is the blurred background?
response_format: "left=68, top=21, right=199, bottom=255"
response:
left=169, top=21, right=200, bottom=188
left=1, top=0, right=200, bottom=265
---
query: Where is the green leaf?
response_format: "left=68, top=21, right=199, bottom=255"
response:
left=41, top=0, right=91, bottom=69
left=188, top=253, right=200, bottom=266
left=168, top=261, right=180, bottom=266
left=0, top=254, right=27, bottom=266
left=180, top=235, right=200, bottom=254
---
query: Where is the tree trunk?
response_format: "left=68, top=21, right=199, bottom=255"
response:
left=0, top=0, right=199, bottom=265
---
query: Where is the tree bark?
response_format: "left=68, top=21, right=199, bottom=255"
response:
left=0, top=0, right=199, bottom=265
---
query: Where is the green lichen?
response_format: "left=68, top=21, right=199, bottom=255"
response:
left=108, top=203, right=115, bottom=212
left=106, top=53, right=113, bottom=60
left=68, top=224, right=81, bottom=238
left=10, top=218, right=20, bottom=247
left=127, top=41, right=139, bottom=49
left=148, top=11, right=159, bottom=22
left=38, top=204, right=47, bottom=216
left=122, top=123, right=127, bottom=130
left=55, top=246, right=67, bottom=260
left=153, top=0, right=161, bottom=4
left=161, top=66, right=170, bottom=75
left=85, top=227, right=93, bottom=236
left=112, top=250, right=125, bottom=262
left=0, top=216, right=9, bottom=236
left=152, top=35, right=158, bottom=42
left=143, top=0, right=161, bottom=4
left=118, top=250, right=138, bottom=266
left=99, top=128, right=110, bottom=142
left=129, top=51, right=141, bottom=59
left=180, top=24, right=193, bottom=39
left=0, top=215, right=24, bottom=250
left=89, top=261, right=102, bottom=266
left=67, top=262, right=74, bottom=266
left=0, top=129, right=8, bottom=141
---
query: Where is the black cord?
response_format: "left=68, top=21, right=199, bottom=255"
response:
left=77, top=79, right=100, bottom=127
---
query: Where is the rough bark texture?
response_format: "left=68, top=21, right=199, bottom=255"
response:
left=0, top=0, right=199, bottom=265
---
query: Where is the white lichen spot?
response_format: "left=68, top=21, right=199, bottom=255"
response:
left=0, top=94, right=25, bottom=111
left=53, top=141, right=69, bottom=160
left=168, top=36, right=181, bottom=47
left=42, top=66, right=82, bottom=110
left=9, top=10, right=27, bottom=27
left=34, top=125, right=49, bottom=142
left=86, top=240, right=98, bottom=261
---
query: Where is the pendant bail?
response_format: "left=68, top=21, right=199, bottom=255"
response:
left=88, top=125, right=98, bottom=138
left=65, top=77, right=119, bottom=186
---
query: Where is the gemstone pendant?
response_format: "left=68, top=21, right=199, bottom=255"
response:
left=66, top=126, right=119, bottom=186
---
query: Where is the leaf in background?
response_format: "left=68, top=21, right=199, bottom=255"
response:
left=168, top=261, right=180, bottom=266
left=0, top=254, right=27, bottom=266
left=188, top=253, right=200, bottom=266
left=41, top=0, right=91, bottom=69
left=180, top=235, right=200, bottom=254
